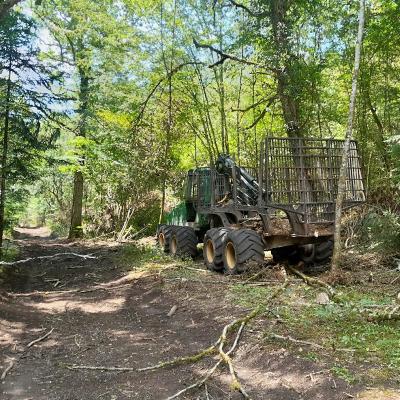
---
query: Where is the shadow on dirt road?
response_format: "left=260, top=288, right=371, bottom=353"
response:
left=0, top=228, right=396, bottom=400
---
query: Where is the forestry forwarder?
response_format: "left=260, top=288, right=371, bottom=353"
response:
left=157, top=137, right=365, bottom=274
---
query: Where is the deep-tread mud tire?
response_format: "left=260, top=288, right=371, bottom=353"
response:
left=223, top=229, right=264, bottom=275
left=203, top=228, right=230, bottom=272
left=272, top=240, right=333, bottom=273
left=157, top=225, right=176, bottom=253
left=170, top=227, right=198, bottom=258
left=302, top=240, right=333, bottom=273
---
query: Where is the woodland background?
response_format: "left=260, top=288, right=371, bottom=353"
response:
left=1, top=0, right=399, bottom=255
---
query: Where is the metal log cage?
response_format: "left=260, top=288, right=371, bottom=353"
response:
left=188, top=137, right=366, bottom=236
left=262, top=137, right=365, bottom=223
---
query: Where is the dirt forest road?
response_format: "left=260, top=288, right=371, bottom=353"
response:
left=0, top=228, right=396, bottom=400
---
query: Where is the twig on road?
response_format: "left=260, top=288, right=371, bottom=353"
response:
left=1, top=360, right=15, bottom=380
left=0, top=252, right=97, bottom=266
left=67, top=365, right=136, bottom=372
left=27, top=328, right=54, bottom=348
left=165, top=322, right=246, bottom=400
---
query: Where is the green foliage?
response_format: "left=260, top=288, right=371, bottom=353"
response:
left=359, top=210, right=400, bottom=254
left=229, top=284, right=273, bottom=308
left=1, top=0, right=397, bottom=241
left=0, top=240, right=19, bottom=262
left=331, top=365, right=358, bottom=384
left=4, top=186, right=30, bottom=232
left=0, top=10, right=64, bottom=237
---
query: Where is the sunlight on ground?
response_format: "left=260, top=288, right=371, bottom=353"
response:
left=13, top=226, right=52, bottom=238
left=24, top=296, right=126, bottom=314
left=358, top=389, right=400, bottom=399
left=0, top=320, right=25, bottom=346
left=217, top=364, right=314, bottom=392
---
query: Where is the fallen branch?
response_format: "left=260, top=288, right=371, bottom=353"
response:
left=364, top=305, right=400, bottom=322
left=1, top=360, right=14, bottom=380
left=2, top=327, right=54, bottom=381
left=165, top=322, right=246, bottom=400
left=269, top=334, right=324, bottom=349
left=288, top=266, right=336, bottom=297
left=243, top=269, right=265, bottom=283
left=218, top=322, right=250, bottom=398
left=306, top=369, right=330, bottom=381
left=0, top=252, right=96, bottom=266
left=269, top=333, right=355, bottom=353
left=138, top=344, right=217, bottom=372
left=390, top=275, right=400, bottom=285
left=67, top=365, right=135, bottom=372
left=27, top=328, right=54, bottom=348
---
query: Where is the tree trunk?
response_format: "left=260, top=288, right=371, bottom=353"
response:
left=0, top=0, right=22, bottom=20
left=270, top=0, right=303, bottom=138
left=158, top=68, right=173, bottom=224
left=69, top=170, right=84, bottom=238
left=0, top=58, right=12, bottom=252
left=159, top=0, right=177, bottom=224
left=68, top=69, right=89, bottom=239
left=331, top=0, right=365, bottom=273
left=236, top=14, right=244, bottom=163
left=252, top=70, right=258, bottom=157
left=193, top=63, right=220, bottom=159
left=365, top=90, right=391, bottom=172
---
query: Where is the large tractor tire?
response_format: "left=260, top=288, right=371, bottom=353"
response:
left=299, top=240, right=333, bottom=273
left=223, top=229, right=264, bottom=274
left=203, top=228, right=230, bottom=272
left=272, top=240, right=333, bottom=272
left=157, top=225, right=176, bottom=253
left=170, top=226, right=198, bottom=258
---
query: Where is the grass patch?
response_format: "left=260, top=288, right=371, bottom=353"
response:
left=1, top=240, right=19, bottom=262
left=229, top=281, right=400, bottom=385
left=229, top=284, right=274, bottom=308
left=117, top=243, right=201, bottom=280
left=331, top=365, right=358, bottom=384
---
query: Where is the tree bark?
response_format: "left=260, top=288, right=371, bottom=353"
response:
left=365, top=90, right=391, bottom=172
left=0, top=57, right=12, bottom=252
left=159, top=0, right=177, bottom=224
left=270, top=0, right=303, bottom=138
left=69, top=170, right=84, bottom=239
left=0, top=0, right=22, bottom=20
left=331, top=0, right=365, bottom=273
left=68, top=69, right=89, bottom=239
left=236, top=12, right=244, bottom=164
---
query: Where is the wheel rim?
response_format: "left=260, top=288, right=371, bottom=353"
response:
left=205, top=239, right=215, bottom=263
left=158, top=233, right=165, bottom=248
left=171, top=236, right=177, bottom=255
left=225, top=242, right=236, bottom=270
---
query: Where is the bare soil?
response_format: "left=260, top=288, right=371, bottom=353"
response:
left=0, top=228, right=398, bottom=400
